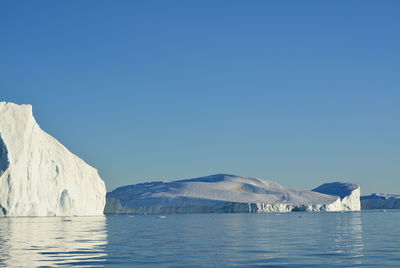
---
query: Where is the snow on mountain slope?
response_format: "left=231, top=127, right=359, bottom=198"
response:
left=105, top=174, right=360, bottom=214
left=361, top=193, right=400, bottom=209
left=0, top=102, right=106, bottom=216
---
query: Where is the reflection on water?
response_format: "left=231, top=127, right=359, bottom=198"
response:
left=0, top=216, right=107, bottom=267
left=0, top=212, right=399, bottom=267
left=104, top=212, right=367, bottom=267
left=312, top=212, right=364, bottom=266
left=331, top=213, right=364, bottom=261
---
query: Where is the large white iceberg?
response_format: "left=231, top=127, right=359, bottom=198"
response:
left=104, top=174, right=360, bottom=214
left=312, top=182, right=361, bottom=211
left=0, top=102, right=106, bottom=216
left=361, top=193, right=400, bottom=209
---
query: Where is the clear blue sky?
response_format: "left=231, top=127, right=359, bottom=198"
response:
left=1, top=1, right=399, bottom=194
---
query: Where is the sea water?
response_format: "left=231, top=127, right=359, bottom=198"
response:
left=0, top=211, right=399, bottom=267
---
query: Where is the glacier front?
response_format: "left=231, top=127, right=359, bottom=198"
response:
left=105, top=174, right=361, bottom=214
left=0, top=102, right=106, bottom=216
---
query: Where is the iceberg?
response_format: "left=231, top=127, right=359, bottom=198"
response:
left=361, top=193, right=400, bottom=209
left=312, top=182, right=361, bottom=211
left=0, top=102, right=106, bottom=216
left=104, top=174, right=360, bottom=214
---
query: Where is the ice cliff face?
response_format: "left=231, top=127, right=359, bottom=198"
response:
left=0, top=102, right=106, bottom=216
left=361, top=193, right=400, bottom=209
left=312, top=182, right=361, bottom=211
left=105, top=174, right=360, bottom=214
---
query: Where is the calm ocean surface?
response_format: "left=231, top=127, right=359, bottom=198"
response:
left=0, top=211, right=399, bottom=267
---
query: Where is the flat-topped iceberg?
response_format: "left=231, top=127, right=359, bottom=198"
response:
left=0, top=102, right=106, bottom=216
left=105, top=174, right=360, bottom=214
left=361, top=193, right=400, bottom=209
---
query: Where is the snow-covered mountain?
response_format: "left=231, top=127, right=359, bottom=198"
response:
left=361, top=193, right=400, bottom=209
left=0, top=102, right=106, bottom=216
left=105, top=174, right=360, bottom=214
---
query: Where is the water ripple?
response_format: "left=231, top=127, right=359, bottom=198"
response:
left=0, top=211, right=399, bottom=267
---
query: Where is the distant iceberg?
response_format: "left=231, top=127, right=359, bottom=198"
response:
left=312, top=182, right=361, bottom=211
left=361, top=193, right=400, bottom=209
left=0, top=102, right=106, bottom=216
left=105, top=174, right=360, bottom=214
